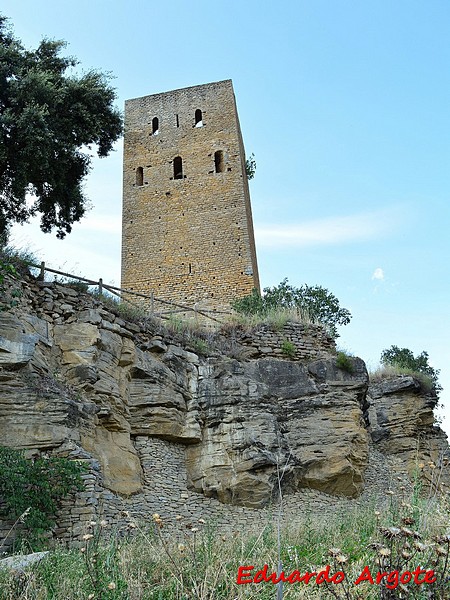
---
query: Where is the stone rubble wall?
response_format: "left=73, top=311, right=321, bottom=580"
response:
left=234, top=322, right=336, bottom=360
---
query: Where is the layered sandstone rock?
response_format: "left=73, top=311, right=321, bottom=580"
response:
left=368, top=376, right=449, bottom=486
left=187, top=356, right=369, bottom=506
left=0, top=272, right=448, bottom=544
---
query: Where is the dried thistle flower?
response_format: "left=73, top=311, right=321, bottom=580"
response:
left=413, top=542, right=426, bottom=552
left=378, top=547, right=391, bottom=557
left=381, top=526, right=401, bottom=539
left=152, top=513, right=163, bottom=528
left=19, top=508, right=31, bottom=523
left=82, top=533, right=94, bottom=541
left=335, top=554, right=348, bottom=564
left=107, top=582, right=116, bottom=590
left=328, top=548, right=342, bottom=557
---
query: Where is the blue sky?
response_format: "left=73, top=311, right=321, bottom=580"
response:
left=4, top=1, right=450, bottom=434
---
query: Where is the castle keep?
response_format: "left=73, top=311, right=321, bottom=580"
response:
left=121, top=80, right=260, bottom=311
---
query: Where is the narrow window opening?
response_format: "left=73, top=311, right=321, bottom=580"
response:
left=214, top=150, right=224, bottom=173
left=173, top=156, right=183, bottom=179
left=152, top=117, right=159, bottom=135
left=136, top=167, right=144, bottom=186
left=188, top=263, right=192, bottom=274
left=175, top=114, right=179, bottom=127
left=194, top=109, right=203, bottom=127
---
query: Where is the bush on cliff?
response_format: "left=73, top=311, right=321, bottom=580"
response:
left=380, top=345, right=442, bottom=396
left=232, top=278, right=352, bottom=338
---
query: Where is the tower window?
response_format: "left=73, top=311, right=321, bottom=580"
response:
left=194, top=109, right=203, bottom=127
left=175, top=114, right=179, bottom=127
left=214, top=150, right=224, bottom=173
left=152, top=117, right=159, bottom=135
left=173, top=156, right=183, bottom=179
left=136, top=167, right=144, bottom=186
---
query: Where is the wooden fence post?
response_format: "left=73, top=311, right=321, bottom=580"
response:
left=98, top=278, right=103, bottom=296
left=39, top=262, right=45, bottom=281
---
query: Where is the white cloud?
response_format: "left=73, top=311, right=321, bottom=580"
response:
left=255, top=207, right=402, bottom=248
left=372, top=268, right=384, bottom=281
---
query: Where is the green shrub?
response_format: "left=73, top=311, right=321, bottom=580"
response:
left=0, top=447, right=85, bottom=549
left=190, top=337, right=210, bottom=355
left=281, top=340, right=296, bottom=359
left=232, top=278, right=351, bottom=338
left=336, top=351, right=355, bottom=373
left=380, top=345, right=442, bottom=396
left=0, top=259, right=19, bottom=311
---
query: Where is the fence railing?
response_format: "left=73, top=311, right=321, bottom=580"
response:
left=30, top=262, right=231, bottom=325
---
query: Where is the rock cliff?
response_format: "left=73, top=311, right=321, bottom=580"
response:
left=0, top=272, right=448, bottom=543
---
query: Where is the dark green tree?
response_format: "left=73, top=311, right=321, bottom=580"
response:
left=380, top=345, right=442, bottom=395
left=0, top=15, right=123, bottom=238
left=232, top=278, right=352, bottom=338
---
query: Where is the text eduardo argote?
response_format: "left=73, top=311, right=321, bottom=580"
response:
left=236, top=564, right=436, bottom=590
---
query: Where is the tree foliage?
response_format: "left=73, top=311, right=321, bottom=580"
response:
left=380, top=345, right=442, bottom=396
left=0, top=15, right=123, bottom=238
left=245, top=153, right=256, bottom=180
left=232, top=278, right=352, bottom=338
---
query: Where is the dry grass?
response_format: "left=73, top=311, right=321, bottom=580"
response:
left=369, top=364, right=436, bottom=394
left=0, top=489, right=448, bottom=599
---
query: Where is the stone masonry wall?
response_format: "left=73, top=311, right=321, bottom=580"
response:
left=121, top=80, right=260, bottom=313
left=234, top=322, right=336, bottom=360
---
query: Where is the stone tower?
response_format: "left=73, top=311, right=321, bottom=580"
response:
left=121, top=80, right=260, bottom=313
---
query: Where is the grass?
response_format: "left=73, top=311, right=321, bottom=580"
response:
left=0, top=244, right=40, bottom=278
left=0, top=490, right=448, bottom=599
left=369, top=364, right=436, bottom=394
left=226, top=306, right=313, bottom=332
